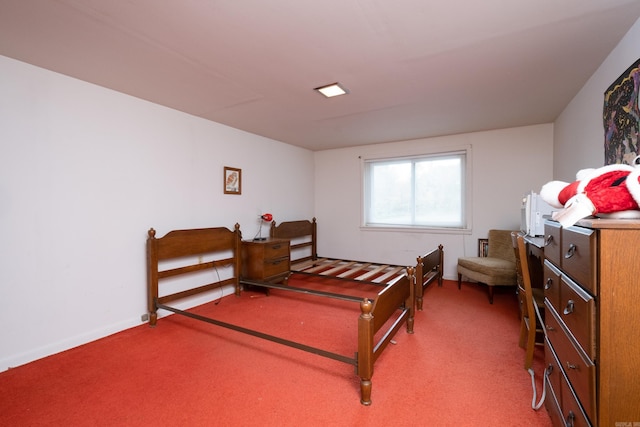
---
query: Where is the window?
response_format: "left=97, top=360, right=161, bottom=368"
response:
left=363, top=149, right=469, bottom=230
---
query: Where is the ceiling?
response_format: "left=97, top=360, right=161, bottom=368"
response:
left=1, top=0, right=640, bottom=151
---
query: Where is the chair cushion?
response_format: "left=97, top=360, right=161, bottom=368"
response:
left=457, top=256, right=516, bottom=286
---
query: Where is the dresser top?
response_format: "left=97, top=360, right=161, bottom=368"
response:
left=575, top=217, right=640, bottom=230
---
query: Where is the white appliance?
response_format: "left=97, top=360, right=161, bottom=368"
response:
left=521, top=191, right=554, bottom=236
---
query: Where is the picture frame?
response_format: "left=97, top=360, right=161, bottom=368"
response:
left=478, top=238, right=489, bottom=257
left=224, top=166, right=241, bottom=195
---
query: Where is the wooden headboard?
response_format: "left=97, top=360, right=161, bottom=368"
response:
left=270, top=217, right=317, bottom=265
left=146, top=224, right=242, bottom=326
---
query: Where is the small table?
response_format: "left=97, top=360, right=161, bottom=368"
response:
left=240, top=238, right=291, bottom=286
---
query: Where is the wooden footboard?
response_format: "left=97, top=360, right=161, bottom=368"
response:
left=357, top=267, right=414, bottom=405
left=415, top=244, right=444, bottom=310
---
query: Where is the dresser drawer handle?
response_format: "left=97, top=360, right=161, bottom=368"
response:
left=544, top=278, right=553, bottom=290
left=565, top=411, right=575, bottom=427
left=271, top=244, right=282, bottom=250
left=566, top=361, right=578, bottom=370
left=545, top=324, right=555, bottom=332
left=544, top=235, right=554, bottom=246
left=564, top=243, right=577, bottom=259
left=563, top=300, right=575, bottom=315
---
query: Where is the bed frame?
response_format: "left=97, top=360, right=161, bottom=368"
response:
left=415, top=245, right=444, bottom=310
left=270, top=217, right=443, bottom=310
left=146, top=224, right=415, bottom=406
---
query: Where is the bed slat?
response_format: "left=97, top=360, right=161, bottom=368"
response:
left=355, top=264, right=390, bottom=281
left=320, top=261, right=359, bottom=276
left=301, top=259, right=342, bottom=274
left=372, top=266, right=405, bottom=283
left=337, top=263, right=372, bottom=278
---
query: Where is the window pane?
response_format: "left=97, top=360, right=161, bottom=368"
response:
left=369, top=161, right=412, bottom=224
left=364, top=151, right=466, bottom=229
left=415, top=157, right=462, bottom=226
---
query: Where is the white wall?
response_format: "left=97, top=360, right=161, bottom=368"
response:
left=0, top=55, right=315, bottom=371
left=314, top=124, right=554, bottom=279
left=554, top=18, right=640, bottom=181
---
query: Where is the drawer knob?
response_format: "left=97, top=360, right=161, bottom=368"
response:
left=544, top=235, right=554, bottom=246
left=566, top=411, right=575, bottom=427
left=544, top=278, right=553, bottom=290
left=545, top=324, right=555, bottom=332
left=566, top=361, right=578, bottom=370
left=563, top=300, right=575, bottom=315
left=564, top=243, right=577, bottom=259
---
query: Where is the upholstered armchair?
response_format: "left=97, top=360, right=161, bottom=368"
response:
left=457, top=229, right=518, bottom=303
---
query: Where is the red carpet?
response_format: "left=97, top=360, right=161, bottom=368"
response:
left=0, top=280, right=552, bottom=426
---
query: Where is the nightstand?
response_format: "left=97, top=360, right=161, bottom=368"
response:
left=241, top=238, right=290, bottom=285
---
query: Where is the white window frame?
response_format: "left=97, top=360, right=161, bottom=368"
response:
left=360, top=146, right=472, bottom=233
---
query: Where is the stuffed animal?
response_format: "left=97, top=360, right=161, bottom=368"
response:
left=540, top=157, right=640, bottom=226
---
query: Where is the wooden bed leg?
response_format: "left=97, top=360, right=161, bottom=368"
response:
left=360, top=379, right=372, bottom=406
left=149, top=312, right=157, bottom=327
left=406, top=266, right=415, bottom=334
left=358, top=298, right=374, bottom=406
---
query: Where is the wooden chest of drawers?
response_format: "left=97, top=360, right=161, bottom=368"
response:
left=543, top=219, right=640, bottom=426
left=241, top=238, right=290, bottom=284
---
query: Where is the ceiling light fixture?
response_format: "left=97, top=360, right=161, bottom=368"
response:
left=314, top=82, right=349, bottom=98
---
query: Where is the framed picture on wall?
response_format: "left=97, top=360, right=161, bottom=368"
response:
left=224, top=166, right=241, bottom=195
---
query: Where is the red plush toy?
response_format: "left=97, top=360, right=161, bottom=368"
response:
left=540, top=160, right=640, bottom=226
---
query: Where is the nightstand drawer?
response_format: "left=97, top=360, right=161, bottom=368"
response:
left=263, top=240, right=289, bottom=259
left=263, top=256, right=289, bottom=278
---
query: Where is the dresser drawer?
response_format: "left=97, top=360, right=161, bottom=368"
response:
left=544, top=221, right=562, bottom=267
left=561, top=226, right=597, bottom=295
left=545, top=302, right=595, bottom=422
left=543, top=259, right=562, bottom=312
left=263, top=240, right=289, bottom=259
left=560, top=371, right=592, bottom=427
left=559, top=275, right=596, bottom=359
left=544, top=337, right=562, bottom=404
left=544, top=376, right=565, bottom=427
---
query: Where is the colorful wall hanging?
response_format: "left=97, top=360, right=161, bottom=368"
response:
left=603, top=58, right=640, bottom=165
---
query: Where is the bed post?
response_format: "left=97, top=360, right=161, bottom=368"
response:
left=234, top=223, right=242, bottom=296
left=438, top=244, right=444, bottom=287
left=406, top=266, right=415, bottom=334
left=357, top=298, right=374, bottom=406
left=311, top=217, right=317, bottom=260
left=146, top=228, right=158, bottom=326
